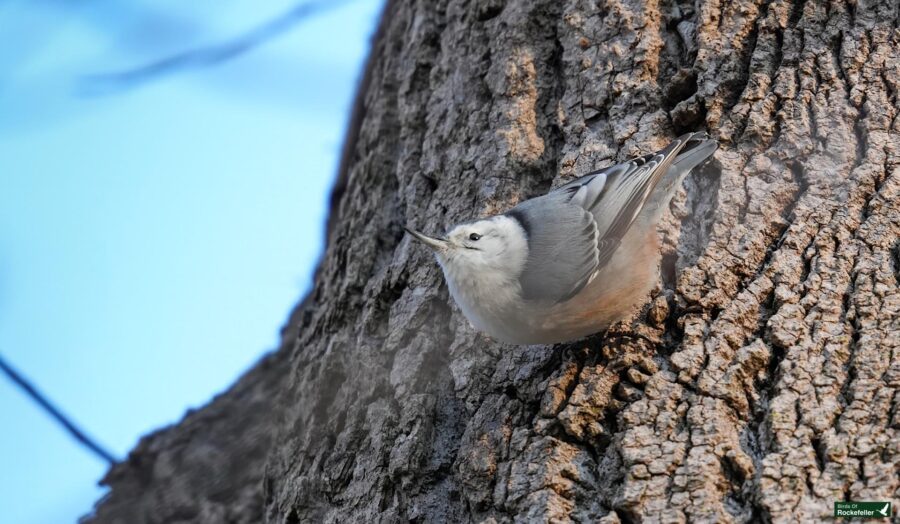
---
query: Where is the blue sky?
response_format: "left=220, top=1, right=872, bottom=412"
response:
left=0, top=0, right=383, bottom=522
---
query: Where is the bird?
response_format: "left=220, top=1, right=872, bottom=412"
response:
left=406, top=132, right=718, bottom=345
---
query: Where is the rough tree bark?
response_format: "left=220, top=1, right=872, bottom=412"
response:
left=86, top=0, right=900, bottom=522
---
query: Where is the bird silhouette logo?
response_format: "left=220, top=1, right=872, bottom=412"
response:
left=877, top=502, right=890, bottom=517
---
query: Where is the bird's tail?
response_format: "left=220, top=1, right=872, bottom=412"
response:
left=641, top=132, right=718, bottom=221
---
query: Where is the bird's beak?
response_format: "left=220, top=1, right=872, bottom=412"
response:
left=405, top=226, right=448, bottom=251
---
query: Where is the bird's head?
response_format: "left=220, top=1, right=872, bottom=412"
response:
left=405, top=215, right=527, bottom=281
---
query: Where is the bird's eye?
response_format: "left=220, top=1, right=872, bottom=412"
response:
left=469, top=233, right=482, bottom=241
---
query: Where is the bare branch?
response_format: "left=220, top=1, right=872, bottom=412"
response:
left=82, top=0, right=356, bottom=93
left=0, top=353, right=117, bottom=465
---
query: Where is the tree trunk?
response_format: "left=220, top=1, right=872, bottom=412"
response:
left=86, top=0, right=900, bottom=522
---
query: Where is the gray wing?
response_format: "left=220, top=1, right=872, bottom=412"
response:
left=506, top=196, right=600, bottom=303
left=509, top=132, right=714, bottom=303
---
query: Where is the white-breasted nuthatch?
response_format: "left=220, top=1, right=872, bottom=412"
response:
left=407, top=132, right=717, bottom=345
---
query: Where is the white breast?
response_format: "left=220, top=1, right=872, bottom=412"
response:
left=441, top=262, right=524, bottom=336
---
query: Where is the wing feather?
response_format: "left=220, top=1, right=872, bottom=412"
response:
left=508, top=200, right=599, bottom=303
left=508, top=132, right=715, bottom=303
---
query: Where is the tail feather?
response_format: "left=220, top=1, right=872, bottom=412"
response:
left=671, top=133, right=718, bottom=174
left=642, top=132, right=717, bottom=219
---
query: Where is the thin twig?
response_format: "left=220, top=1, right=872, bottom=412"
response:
left=0, top=353, right=117, bottom=465
left=82, top=0, right=356, bottom=93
